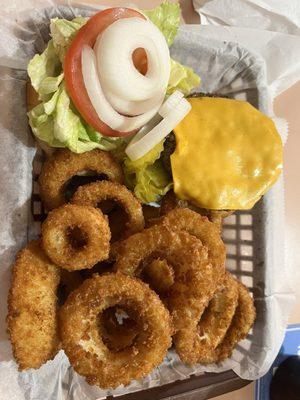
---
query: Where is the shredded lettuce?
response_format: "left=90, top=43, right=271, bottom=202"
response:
left=27, top=40, right=62, bottom=100
left=50, top=17, right=88, bottom=62
left=144, top=1, right=180, bottom=46
left=123, top=141, right=172, bottom=203
left=28, top=83, right=123, bottom=153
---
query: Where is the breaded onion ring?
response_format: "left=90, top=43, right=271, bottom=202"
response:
left=158, top=208, right=226, bottom=277
left=71, top=181, right=144, bottom=239
left=143, top=258, right=175, bottom=295
left=160, top=191, right=233, bottom=230
left=215, top=281, right=256, bottom=363
left=174, top=271, right=239, bottom=364
left=39, top=148, right=123, bottom=210
left=7, top=241, right=60, bottom=370
left=176, top=279, right=255, bottom=364
left=113, top=225, right=217, bottom=331
left=42, top=204, right=110, bottom=271
left=59, top=273, right=172, bottom=388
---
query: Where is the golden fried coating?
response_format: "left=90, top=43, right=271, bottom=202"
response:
left=198, top=272, right=239, bottom=350
left=71, top=181, right=144, bottom=239
left=39, top=148, right=124, bottom=210
left=215, top=281, right=256, bottom=363
left=176, top=279, right=255, bottom=364
left=42, top=204, right=111, bottom=271
left=59, top=273, right=172, bottom=388
left=7, top=241, right=60, bottom=370
left=160, top=191, right=233, bottom=230
left=113, top=225, right=218, bottom=331
left=157, top=208, right=226, bottom=279
left=143, top=258, right=175, bottom=295
left=175, top=271, right=239, bottom=364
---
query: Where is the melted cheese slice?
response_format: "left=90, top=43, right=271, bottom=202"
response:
left=171, top=97, right=283, bottom=210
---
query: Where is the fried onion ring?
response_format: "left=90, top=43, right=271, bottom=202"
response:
left=174, top=271, right=239, bottom=364
left=71, top=181, right=144, bottom=239
left=59, top=273, right=172, bottom=388
left=160, top=191, right=233, bottom=230
left=42, top=204, right=111, bottom=271
left=157, top=208, right=226, bottom=277
left=142, top=258, right=175, bottom=295
left=113, top=225, right=217, bottom=331
left=176, top=279, right=255, bottom=364
left=7, top=241, right=60, bottom=370
left=39, top=148, right=124, bottom=210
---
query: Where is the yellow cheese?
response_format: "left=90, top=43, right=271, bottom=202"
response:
left=171, top=97, right=283, bottom=210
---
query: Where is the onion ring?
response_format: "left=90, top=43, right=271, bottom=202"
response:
left=71, top=181, right=144, bottom=239
left=160, top=191, right=233, bottom=230
left=7, top=241, right=60, bottom=370
left=39, top=148, right=123, bottom=210
left=174, top=271, right=239, bottom=364
left=42, top=204, right=111, bottom=271
left=214, top=281, right=256, bottom=363
left=142, top=258, right=175, bottom=296
left=59, top=273, right=172, bottom=388
left=157, top=208, right=226, bottom=277
left=176, top=279, right=255, bottom=364
left=113, top=224, right=217, bottom=331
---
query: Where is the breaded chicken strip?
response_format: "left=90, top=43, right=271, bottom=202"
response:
left=7, top=240, right=60, bottom=370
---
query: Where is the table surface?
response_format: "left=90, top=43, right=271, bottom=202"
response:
left=78, top=1, right=300, bottom=399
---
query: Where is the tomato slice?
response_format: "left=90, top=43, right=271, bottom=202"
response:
left=64, top=8, right=146, bottom=137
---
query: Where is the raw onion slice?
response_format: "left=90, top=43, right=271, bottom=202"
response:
left=96, top=18, right=170, bottom=102
left=125, top=98, right=192, bottom=161
left=159, top=90, right=184, bottom=118
left=81, top=45, right=161, bottom=132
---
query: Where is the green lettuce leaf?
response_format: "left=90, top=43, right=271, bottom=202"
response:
left=28, top=84, right=123, bottom=153
left=123, top=141, right=172, bottom=203
left=168, top=58, right=201, bottom=95
left=27, top=40, right=62, bottom=100
left=144, top=1, right=180, bottom=46
left=50, top=17, right=88, bottom=61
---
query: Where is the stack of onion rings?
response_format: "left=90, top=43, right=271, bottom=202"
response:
left=113, top=224, right=218, bottom=331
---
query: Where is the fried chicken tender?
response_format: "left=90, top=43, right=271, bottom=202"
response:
left=39, top=148, right=123, bottom=210
left=7, top=241, right=60, bottom=370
